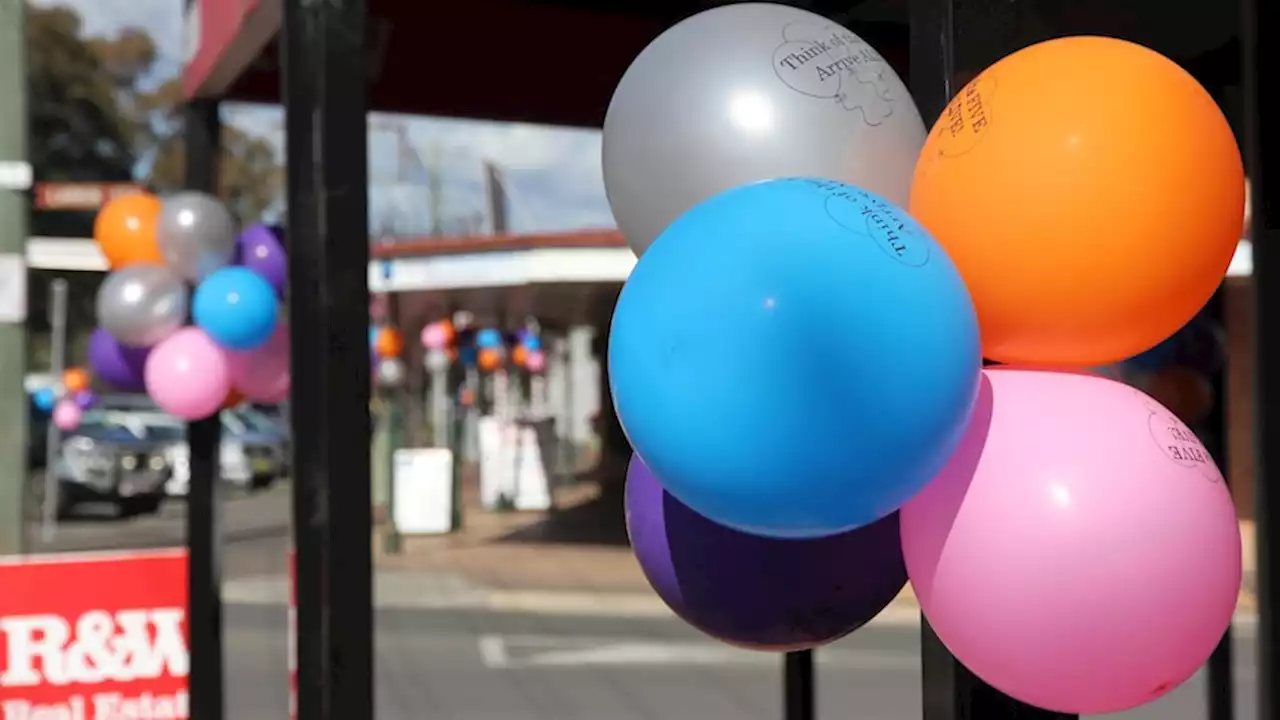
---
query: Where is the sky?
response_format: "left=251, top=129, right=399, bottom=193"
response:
left=31, top=0, right=616, bottom=237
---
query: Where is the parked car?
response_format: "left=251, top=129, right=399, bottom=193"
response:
left=35, top=410, right=174, bottom=519
left=163, top=408, right=288, bottom=496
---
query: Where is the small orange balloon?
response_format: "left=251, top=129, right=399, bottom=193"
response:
left=438, top=319, right=456, bottom=345
left=62, top=368, right=91, bottom=394
left=910, top=37, right=1244, bottom=366
left=478, top=348, right=502, bottom=372
left=511, top=345, right=530, bottom=367
left=222, top=387, right=246, bottom=410
left=375, top=327, right=404, bottom=358
left=93, top=193, right=164, bottom=268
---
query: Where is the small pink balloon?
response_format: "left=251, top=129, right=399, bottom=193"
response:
left=524, top=349, right=547, bottom=373
left=52, top=400, right=82, bottom=431
left=227, top=324, right=291, bottom=403
left=901, top=368, right=1241, bottom=714
left=420, top=323, right=449, bottom=350
left=144, top=327, right=232, bottom=420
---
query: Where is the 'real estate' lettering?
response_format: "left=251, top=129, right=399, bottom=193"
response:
left=0, top=609, right=188, bottom=688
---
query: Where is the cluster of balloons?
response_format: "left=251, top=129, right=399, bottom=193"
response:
left=92, top=193, right=291, bottom=419
left=604, top=5, right=1244, bottom=715
left=369, top=323, right=407, bottom=387
left=32, top=368, right=97, bottom=431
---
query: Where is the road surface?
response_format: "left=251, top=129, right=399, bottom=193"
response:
left=29, top=484, right=1260, bottom=720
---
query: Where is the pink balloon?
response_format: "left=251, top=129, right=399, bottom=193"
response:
left=52, top=400, right=81, bottom=431
left=901, top=368, right=1240, bottom=714
left=144, top=327, right=232, bottom=420
left=524, top=349, right=546, bottom=373
left=420, top=323, right=449, bottom=350
left=227, top=324, right=291, bottom=403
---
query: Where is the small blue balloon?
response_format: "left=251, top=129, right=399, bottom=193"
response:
left=609, top=178, right=982, bottom=539
left=192, top=267, right=280, bottom=351
left=33, top=387, right=57, bottom=413
left=476, top=328, right=503, bottom=349
left=459, top=346, right=479, bottom=366
left=522, top=335, right=542, bottom=352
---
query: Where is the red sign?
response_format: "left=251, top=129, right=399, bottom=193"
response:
left=33, top=183, right=145, bottom=211
left=0, top=550, right=188, bottom=720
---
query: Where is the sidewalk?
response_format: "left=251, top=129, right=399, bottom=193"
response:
left=223, top=480, right=1258, bottom=628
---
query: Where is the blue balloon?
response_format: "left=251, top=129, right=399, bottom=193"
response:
left=609, top=178, right=982, bottom=538
left=476, top=328, right=503, bottom=349
left=522, top=335, right=542, bottom=352
left=369, top=326, right=379, bottom=350
left=459, top=346, right=479, bottom=366
left=192, top=267, right=280, bottom=351
left=32, top=387, right=57, bottom=413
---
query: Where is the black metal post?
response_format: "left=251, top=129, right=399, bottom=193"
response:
left=281, top=0, right=375, bottom=718
left=908, top=0, right=1073, bottom=716
left=1204, top=289, right=1234, bottom=720
left=183, top=96, right=226, bottom=720
left=783, top=651, right=815, bottom=720
left=1243, top=0, right=1278, bottom=713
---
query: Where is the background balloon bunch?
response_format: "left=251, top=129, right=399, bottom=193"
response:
left=369, top=324, right=407, bottom=387
left=32, top=368, right=96, bottom=432
left=91, top=193, right=291, bottom=419
left=603, top=4, right=1245, bottom=715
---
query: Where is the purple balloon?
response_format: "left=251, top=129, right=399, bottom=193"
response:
left=626, top=455, right=907, bottom=651
left=73, top=389, right=98, bottom=410
left=237, top=224, right=287, bottom=294
left=87, top=327, right=150, bottom=392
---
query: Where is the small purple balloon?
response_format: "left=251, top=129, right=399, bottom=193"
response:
left=626, top=455, right=907, bottom=651
left=87, top=327, right=150, bottom=392
left=73, top=389, right=98, bottom=410
left=237, top=224, right=287, bottom=295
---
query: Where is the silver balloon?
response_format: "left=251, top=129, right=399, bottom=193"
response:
left=603, top=3, right=926, bottom=256
left=377, top=357, right=407, bottom=388
left=95, top=264, right=189, bottom=348
left=423, top=349, right=451, bottom=374
left=155, top=192, right=239, bottom=281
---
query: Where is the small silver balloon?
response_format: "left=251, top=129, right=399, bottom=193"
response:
left=603, top=3, right=927, bottom=256
left=423, top=349, right=451, bottom=374
left=156, top=191, right=239, bottom=281
left=96, top=264, right=189, bottom=348
left=377, top=357, right=407, bottom=388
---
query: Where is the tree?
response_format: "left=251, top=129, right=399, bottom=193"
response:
left=26, top=5, right=283, bottom=229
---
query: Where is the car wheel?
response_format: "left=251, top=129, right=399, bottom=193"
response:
left=118, top=494, right=164, bottom=518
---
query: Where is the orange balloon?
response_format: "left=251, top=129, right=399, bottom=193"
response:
left=62, top=368, right=91, bottom=394
left=222, top=387, right=246, bottom=410
left=910, top=37, right=1244, bottom=366
left=375, top=327, right=404, bottom=358
left=511, top=345, right=530, bottom=367
left=477, top=348, right=502, bottom=372
left=438, top=319, right=456, bottom=345
left=1145, top=366, right=1215, bottom=424
left=93, top=193, right=164, bottom=268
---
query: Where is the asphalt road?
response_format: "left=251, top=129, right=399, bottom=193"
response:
left=219, top=605, right=1257, bottom=720
left=29, top=484, right=1260, bottom=720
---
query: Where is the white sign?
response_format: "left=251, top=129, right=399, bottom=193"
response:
left=392, top=448, right=454, bottom=535
left=0, top=162, right=32, bottom=192
left=0, top=254, right=26, bottom=324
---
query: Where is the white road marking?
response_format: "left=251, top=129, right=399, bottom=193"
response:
left=476, top=634, right=511, bottom=669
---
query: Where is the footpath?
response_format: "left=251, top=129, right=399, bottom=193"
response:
left=222, top=478, right=1259, bottom=629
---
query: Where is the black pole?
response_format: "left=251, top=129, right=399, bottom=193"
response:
left=1243, top=0, right=1278, bottom=713
left=281, top=0, right=375, bottom=718
left=1204, top=289, right=1234, bottom=720
left=182, top=96, right=225, bottom=720
left=908, top=0, right=1073, bottom=716
left=784, top=651, right=815, bottom=720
